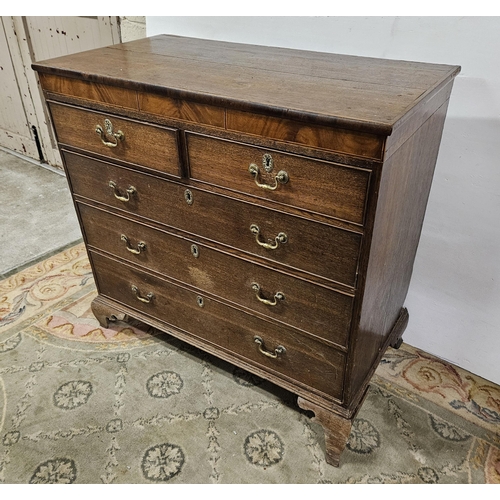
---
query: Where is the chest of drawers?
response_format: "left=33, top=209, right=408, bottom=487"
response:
left=33, top=35, right=460, bottom=467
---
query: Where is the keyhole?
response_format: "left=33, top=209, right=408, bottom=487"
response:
left=196, top=296, right=204, bottom=308
left=191, top=244, right=199, bottom=258
left=263, top=154, right=273, bottom=173
left=184, top=189, right=193, bottom=205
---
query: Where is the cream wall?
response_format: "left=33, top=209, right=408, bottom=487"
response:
left=145, top=16, right=500, bottom=385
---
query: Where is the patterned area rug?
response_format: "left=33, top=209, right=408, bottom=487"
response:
left=0, top=244, right=499, bottom=484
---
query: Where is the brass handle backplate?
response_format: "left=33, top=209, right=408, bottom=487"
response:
left=109, top=181, right=136, bottom=202
left=131, top=285, right=154, bottom=304
left=248, top=155, right=288, bottom=191
left=121, top=234, right=146, bottom=255
left=250, top=224, right=287, bottom=250
left=251, top=283, right=285, bottom=306
left=95, top=118, right=124, bottom=148
left=254, top=336, right=286, bottom=359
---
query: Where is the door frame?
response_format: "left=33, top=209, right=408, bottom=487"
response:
left=1, top=16, right=121, bottom=168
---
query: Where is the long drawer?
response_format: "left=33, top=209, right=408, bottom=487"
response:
left=186, top=132, right=371, bottom=225
left=64, top=150, right=362, bottom=287
left=90, top=251, right=346, bottom=400
left=78, top=202, right=354, bottom=347
left=49, top=102, right=181, bottom=177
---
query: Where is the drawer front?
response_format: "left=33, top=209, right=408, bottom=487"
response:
left=91, top=251, right=345, bottom=400
left=187, top=133, right=370, bottom=225
left=49, top=102, right=181, bottom=177
left=79, top=203, right=354, bottom=347
left=65, top=151, right=361, bottom=287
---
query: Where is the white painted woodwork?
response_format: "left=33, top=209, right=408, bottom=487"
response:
left=0, top=16, right=121, bottom=167
left=26, top=16, right=120, bottom=62
left=0, top=18, right=40, bottom=159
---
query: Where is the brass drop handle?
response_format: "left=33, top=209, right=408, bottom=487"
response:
left=249, top=163, right=289, bottom=191
left=251, top=283, right=285, bottom=306
left=250, top=224, right=287, bottom=250
left=95, top=118, right=124, bottom=148
left=254, top=336, right=286, bottom=359
left=109, top=181, right=136, bottom=202
left=121, top=234, right=146, bottom=255
left=131, top=285, right=154, bottom=304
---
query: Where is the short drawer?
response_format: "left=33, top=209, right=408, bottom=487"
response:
left=91, top=251, right=346, bottom=400
left=64, top=151, right=362, bottom=287
left=186, top=132, right=371, bottom=225
left=49, top=102, right=181, bottom=177
left=79, top=203, right=354, bottom=347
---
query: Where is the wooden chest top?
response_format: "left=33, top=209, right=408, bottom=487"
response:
left=32, top=34, right=460, bottom=135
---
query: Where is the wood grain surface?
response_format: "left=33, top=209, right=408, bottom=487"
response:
left=78, top=202, right=354, bottom=348
left=187, top=132, right=371, bottom=223
left=49, top=102, right=181, bottom=177
left=345, top=101, right=451, bottom=406
left=33, top=34, right=460, bottom=134
left=91, top=250, right=346, bottom=400
left=39, top=73, right=138, bottom=109
left=63, top=150, right=362, bottom=288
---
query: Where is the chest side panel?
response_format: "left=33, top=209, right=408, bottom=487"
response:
left=344, top=89, right=454, bottom=408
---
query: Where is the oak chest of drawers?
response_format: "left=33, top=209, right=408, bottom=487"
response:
left=33, top=35, right=460, bottom=467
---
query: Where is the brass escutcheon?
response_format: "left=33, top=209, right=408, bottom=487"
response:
left=184, top=189, right=194, bottom=205
left=262, top=153, right=274, bottom=173
left=95, top=118, right=124, bottom=148
left=191, top=244, right=200, bottom=258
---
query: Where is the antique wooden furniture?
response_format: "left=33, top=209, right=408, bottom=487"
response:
left=33, top=35, right=460, bottom=467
